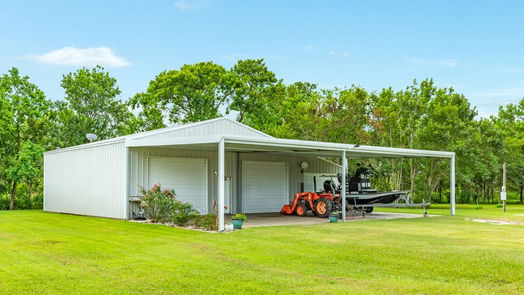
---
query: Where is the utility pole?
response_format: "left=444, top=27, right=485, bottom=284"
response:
left=501, top=162, right=507, bottom=212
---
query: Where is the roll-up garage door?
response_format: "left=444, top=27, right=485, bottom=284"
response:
left=148, top=157, right=208, bottom=214
left=242, top=161, right=288, bottom=213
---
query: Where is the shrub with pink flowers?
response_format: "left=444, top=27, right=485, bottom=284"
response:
left=139, top=184, right=199, bottom=226
left=139, top=184, right=176, bottom=223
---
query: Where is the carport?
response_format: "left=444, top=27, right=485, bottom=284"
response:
left=126, top=132, right=455, bottom=231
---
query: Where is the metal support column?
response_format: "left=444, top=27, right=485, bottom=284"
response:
left=218, top=138, right=225, bottom=231
left=124, top=147, right=130, bottom=220
left=341, top=151, right=347, bottom=222
left=450, top=154, right=456, bottom=216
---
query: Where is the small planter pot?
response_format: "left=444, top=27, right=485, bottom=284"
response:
left=329, top=214, right=339, bottom=223
left=232, top=219, right=244, bottom=229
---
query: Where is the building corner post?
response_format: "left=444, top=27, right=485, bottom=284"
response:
left=218, top=138, right=225, bottom=231
left=450, top=154, right=456, bottom=216
left=124, top=146, right=130, bottom=220
left=341, top=151, right=347, bottom=222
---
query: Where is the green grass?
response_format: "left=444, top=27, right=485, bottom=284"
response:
left=376, top=203, right=524, bottom=222
left=0, top=208, right=523, bottom=295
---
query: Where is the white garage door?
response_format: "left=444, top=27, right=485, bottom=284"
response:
left=148, top=157, right=208, bottom=214
left=242, top=161, right=288, bottom=213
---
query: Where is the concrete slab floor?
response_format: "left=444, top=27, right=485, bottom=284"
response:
left=225, top=212, right=437, bottom=228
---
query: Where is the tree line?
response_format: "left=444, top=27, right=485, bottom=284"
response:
left=0, top=59, right=522, bottom=209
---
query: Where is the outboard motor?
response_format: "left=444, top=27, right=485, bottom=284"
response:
left=340, top=163, right=378, bottom=193
left=323, top=180, right=336, bottom=193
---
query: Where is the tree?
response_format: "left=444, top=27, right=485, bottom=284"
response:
left=496, top=98, right=524, bottom=202
left=318, top=86, right=371, bottom=144
left=240, top=81, right=322, bottom=139
left=229, top=59, right=279, bottom=122
left=369, top=80, right=432, bottom=193
left=0, top=68, right=51, bottom=209
left=416, top=84, right=477, bottom=202
left=131, top=62, right=233, bottom=129
left=5, top=142, right=44, bottom=209
left=56, top=66, right=134, bottom=147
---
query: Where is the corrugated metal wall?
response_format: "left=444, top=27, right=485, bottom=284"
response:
left=44, top=142, right=126, bottom=219
left=129, top=147, right=340, bottom=214
left=129, top=147, right=237, bottom=213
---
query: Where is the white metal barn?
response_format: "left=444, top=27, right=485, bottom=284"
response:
left=44, top=118, right=456, bottom=231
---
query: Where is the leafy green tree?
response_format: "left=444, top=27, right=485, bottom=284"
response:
left=495, top=98, right=524, bottom=202
left=318, top=86, right=371, bottom=144
left=0, top=68, right=51, bottom=209
left=416, top=84, right=477, bottom=202
left=131, top=62, right=233, bottom=129
left=241, top=81, right=321, bottom=139
left=370, top=80, right=433, bottom=193
left=5, top=142, right=44, bottom=209
left=56, top=66, right=134, bottom=147
left=229, top=59, right=279, bottom=122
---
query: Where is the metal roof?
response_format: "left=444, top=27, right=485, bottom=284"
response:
left=46, top=117, right=454, bottom=159
left=44, top=118, right=271, bottom=155
left=126, top=134, right=454, bottom=159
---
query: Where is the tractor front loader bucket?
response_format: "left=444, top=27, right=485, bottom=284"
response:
left=280, top=205, right=294, bottom=215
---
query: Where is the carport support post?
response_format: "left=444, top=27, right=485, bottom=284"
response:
left=341, top=151, right=347, bottom=222
left=218, top=138, right=225, bottom=231
left=450, top=154, right=456, bottom=216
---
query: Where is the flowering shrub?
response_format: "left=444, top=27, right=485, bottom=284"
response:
left=139, top=184, right=176, bottom=223
left=140, top=184, right=200, bottom=226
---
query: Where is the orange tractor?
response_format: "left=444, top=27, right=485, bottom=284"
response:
left=281, top=164, right=408, bottom=218
left=280, top=192, right=337, bottom=218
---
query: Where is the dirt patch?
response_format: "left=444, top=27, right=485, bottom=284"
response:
left=467, top=218, right=524, bottom=226
left=129, top=219, right=223, bottom=233
left=39, top=240, right=64, bottom=244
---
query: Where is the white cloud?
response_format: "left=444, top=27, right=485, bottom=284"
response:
left=407, top=57, right=457, bottom=67
left=304, top=45, right=315, bottom=51
left=26, top=46, right=130, bottom=67
left=173, top=0, right=209, bottom=10
left=328, top=50, right=350, bottom=57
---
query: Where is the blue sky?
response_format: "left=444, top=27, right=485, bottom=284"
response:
left=1, top=0, right=523, bottom=117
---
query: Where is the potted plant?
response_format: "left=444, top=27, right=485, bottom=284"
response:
left=231, top=214, right=248, bottom=229
left=329, top=210, right=339, bottom=223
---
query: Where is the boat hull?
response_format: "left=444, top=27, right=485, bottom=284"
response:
left=345, top=190, right=408, bottom=205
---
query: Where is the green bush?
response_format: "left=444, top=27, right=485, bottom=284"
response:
left=0, top=192, right=43, bottom=210
left=140, top=184, right=176, bottom=223
left=139, top=184, right=218, bottom=230
left=140, top=184, right=200, bottom=225
left=194, top=213, right=217, bottom=231
left=31, top=194, right=43, bottom=209
left=0, top=194, right=9, bottom=210
left=171, top=201, right=199, bottom=226
left=231, top=213, right=248, bottom=221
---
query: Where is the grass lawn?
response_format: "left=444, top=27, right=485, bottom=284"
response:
left=376, top=203, right=524, bottom=222
left=0, top=207, right=523, bottom=295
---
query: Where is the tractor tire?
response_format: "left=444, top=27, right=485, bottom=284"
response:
left=364, top=207, right=374, bottom=213
left=314, top=198, right=333, bottom=218
left=295, top=203, right=308, bottom=217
